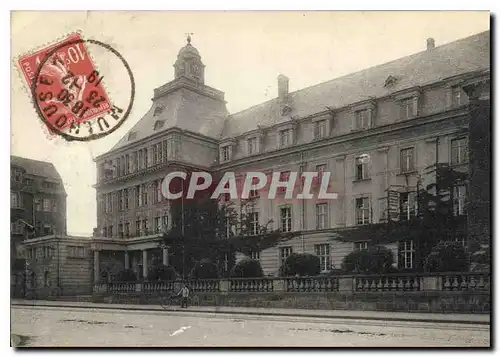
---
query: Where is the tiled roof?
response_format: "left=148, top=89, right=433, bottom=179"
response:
left=10, top=155, right=63, bottom=182
left=110, top=87, right=228, bottom=151
left=222, top=30, right=490, bottom=138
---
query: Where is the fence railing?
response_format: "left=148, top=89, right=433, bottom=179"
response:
left=91, top=272, right=490, bottom=294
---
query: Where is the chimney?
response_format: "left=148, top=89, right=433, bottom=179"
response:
left=426, top=38, right=435, bottom=51
left=277, top=74, right=289, bottom=104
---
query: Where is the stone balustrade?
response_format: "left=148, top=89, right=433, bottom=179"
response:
left=91, top=272, right=491, bottom=295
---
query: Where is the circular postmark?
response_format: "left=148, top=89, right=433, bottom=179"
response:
left=30, top=37, right=135, bottom=142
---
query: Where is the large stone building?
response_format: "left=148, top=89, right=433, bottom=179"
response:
left=11, top=155, right=67, bottom=296
left=91, top=31, right=490, bottom=280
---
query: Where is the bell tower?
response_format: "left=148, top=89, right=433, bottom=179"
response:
left=173, top=34, right=205, bottom=85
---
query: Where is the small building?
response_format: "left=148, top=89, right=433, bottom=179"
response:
left=15, top=236, right=92, bottom=298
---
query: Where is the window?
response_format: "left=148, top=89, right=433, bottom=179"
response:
left=117, top=190, right=123, bottom=211
left=399, top=240, right=415, bottom=269
left=142, top=219, right=149, bottom=236
left=280, top=206, right=292, bottom=232
left=124, top=222, right=130, bottom=238
left=136, top=220, right=142, bottom=237
left=52, top=200, right=58, bottom=212
left=153, top=106, right=164, bottom=116
left=43, top=198, right=51, bottom=212
left=144, top=148, right=149, bottom=168
left=108, top=225, right=113, bottom=237
left=13, top=168, right=22, bottom=182
left=162, top=140, right=168, bottom=162
left=116, top=158, right=121, bottom=177
left=355, top=156, right=370, bottom=180
left=315, top=244, right=331, bottom=272
left=153, top=120, right=164, bottom=130
left=355, top=242, right=369, bottom=251
left=225, top=216, right=233, bottom=238
left=68, top=246, right=86, bottom=258
left=106, top=193, right=113, bottom=213
left=279, top=246, right=293, bottom=268
left=355, top=197, right=371, bottom=225
left=123, top=189, right=129, bottom=210
left=132, top=152, right=138, bottom=172
left=279, top=129, right=291, bottom=148
left=453, top=185, right=467, bottom=216
left=162, top=215, right=168, bottom=231
left=35, top=198, right=41, bottom=211
left=355, top=109, right=370, bottom=130
left=451, top=86, right=462, bottom=107
left=400, top=148, right=415, bottom=173
left=400, top=98, right=415, bottom=119
left=155, top=180, right=163, bottom=203
left=400, top=192, right=417, bottom=220
left=135, top=185, right=141, bottom=207
left=141, top=184, right=148, bottom=206
left=44, top=271, right=50, bottom=287
left=118, top=223, right=124, bottom=238
left=11, top=221, right=24, bottom=235
left=278, top=171, right=291, bottom=194
left=250, top=212, right=259, bottom=236
left=314, top=120, right=327, bottom=139
left=152, top=145, right=158, bottom=164
left=451, top=138, right=468, bottom=165
left=154, top=217, right=161, bottom=234
left=10, top=191, right=21, bottom=208
left=221, top=146, right=230, bottom=162
left=316, top=203, right=328, bottom=229
left=250, top=251, right=260, bottom=260
left=43, top=222, right=52, bottom=236
left=248, top=137, right=257, bottom=155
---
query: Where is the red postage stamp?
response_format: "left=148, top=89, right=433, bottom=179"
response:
left=18, top=33, right=112, bottom=132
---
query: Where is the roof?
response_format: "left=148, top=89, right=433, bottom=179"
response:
left=110, top=86, right=228, bottom=151
left=11, top=155, right=63, bottom=182
left=222, top=30, right=490, bottom=137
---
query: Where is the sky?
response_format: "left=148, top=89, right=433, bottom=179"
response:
left=10, top=11, right=490, bottom=236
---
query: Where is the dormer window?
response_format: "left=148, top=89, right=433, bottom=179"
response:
left=279, top=129, right=292, bottom=148
left=153, top=106, right=164, bottom=116
left=400, top=97, right=417, bottom=119
left=128, top=132, right=137, bottom=141
left=153, top=120, right=164, bottom=131
left=384, top=75, right=399, bottom=88
left=313, top=119, right=327, bottom=140
left=221, top=145, right=231, bottom=162
left=248, top=137, right=257, bottom=155
left=355, top=109, right=370, bottom=130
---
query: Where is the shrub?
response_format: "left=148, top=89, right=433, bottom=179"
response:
left=424, top=241, right=468, bottom=272
left=147, top=264, right=178, bottom=281
left=190, top=259, right=219, bottom=279
left=280, top=253, right=321, bottom=277
left=341, top=245, right=394, bottom=274
left=115, top=269, right=137, bottom=282
left=230, top=258, right=264, bottom=278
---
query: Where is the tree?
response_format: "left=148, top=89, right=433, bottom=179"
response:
left=341, top=245, right=394, bottom=274
left=230, top=258, right=264, bottom=278
left=190, top=259, right=219, bottom=279
left=332, top=163, right=468, bottom=272
left=147, top=264, right=178, bottom=281
left=162, top=170, right=299, bottom=278
left=280, top=253, right=321, bottom=277
left=423, top=241, right=468, bottom=272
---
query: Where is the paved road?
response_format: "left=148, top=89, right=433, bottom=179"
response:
left=11, top=305, right=490, bottom=347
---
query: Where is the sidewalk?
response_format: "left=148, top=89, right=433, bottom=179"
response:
left=11, top=299, right=490, bottom=325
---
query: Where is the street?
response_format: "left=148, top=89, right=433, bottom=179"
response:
left=11, top=305, right=490, bottom=347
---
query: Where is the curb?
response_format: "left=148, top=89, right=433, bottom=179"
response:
left=11, top=302, right=490, bottom=325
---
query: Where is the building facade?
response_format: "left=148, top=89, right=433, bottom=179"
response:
left=91, top=31, right=490, bottom=279
left=11, top=155, right=67, bottom=296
